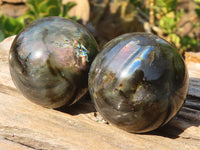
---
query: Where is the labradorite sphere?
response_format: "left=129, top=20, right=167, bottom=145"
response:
left=9, top=17, right=99, bottom=108
left=89, top=33, right=188, bottom=133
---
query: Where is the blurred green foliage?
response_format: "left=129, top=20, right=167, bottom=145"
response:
left=0, top=0, right=77, bottom=42
left=0, top=14, right=25, bottom=41
left=129, top=0, right=200, bottom=52
left=155, top=0, right=184, bottom=48
left=25, top=0, right=77, bottom=22
left=194, top=0, right=200, bottom=18
left=155, top=0, right=199, bottom=52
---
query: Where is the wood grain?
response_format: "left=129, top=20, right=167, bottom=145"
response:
left=0, top=37, right=200, bottom=150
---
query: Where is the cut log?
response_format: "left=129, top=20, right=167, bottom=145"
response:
left=0, top=37, right=200, bottom=150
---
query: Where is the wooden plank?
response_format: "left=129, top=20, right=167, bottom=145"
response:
left=0, top=137, right=34, bottom=150
left=185, top=52, right=200, bottom=98
left=0, top=37, right=200, bottom=150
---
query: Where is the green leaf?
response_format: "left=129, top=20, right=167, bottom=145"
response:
left=0, top=14, right=25, bottom=38
left=25, top=0, right=62, bottom=19
left=14, top=18, right=25, bottom=34
left=156, top=0, right=178, bottom=11
left=4, top=17, right=18, bottom=32
left=26, top=0, right=44, bottom=18
left=47, top=5, right=60, bottom=16
left=62, top=2, right=76, bottom=17
left=70, top=16, right=79, bottom=21
left=195, top=8, right=200, bottom=18
left=39, top=0, right=49, bottom=13
left=0, top=30, right=5, bottom=42
left=24, top=0, right=78, bottom=23
left=181, top=35, right=199, bottom=51
left=39, top=0, right=61, bottom=16
left=194, top=0, right=200, bottom=4
left=24, top=9, right=37, bottom=22
left=130, top=0, right=140, bottom=7
left=159, top=16, right=176, bottom=33
left=169, top=33, right=180, bottom=46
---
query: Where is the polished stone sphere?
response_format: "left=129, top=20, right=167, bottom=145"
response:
left=9, top=17, right=99, bottom=108
left=89, top=33, right=188, bottom=133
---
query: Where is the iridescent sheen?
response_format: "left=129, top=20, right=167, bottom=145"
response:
left=89, top=33, right=189, bottom=133
left=9, top=17, right=99, bottom=108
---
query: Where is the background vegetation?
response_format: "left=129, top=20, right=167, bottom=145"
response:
left=0, top=0, right=199, bottom=53
left=0, top=0, right=77, bottom=41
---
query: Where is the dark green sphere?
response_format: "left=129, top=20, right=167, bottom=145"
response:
left=9, top=17, right=99, bottom=108
left=89, top=33, right=188, bottom=133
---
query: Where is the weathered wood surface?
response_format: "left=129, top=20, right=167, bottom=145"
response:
left=0, top=37, right=200, bottom=150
